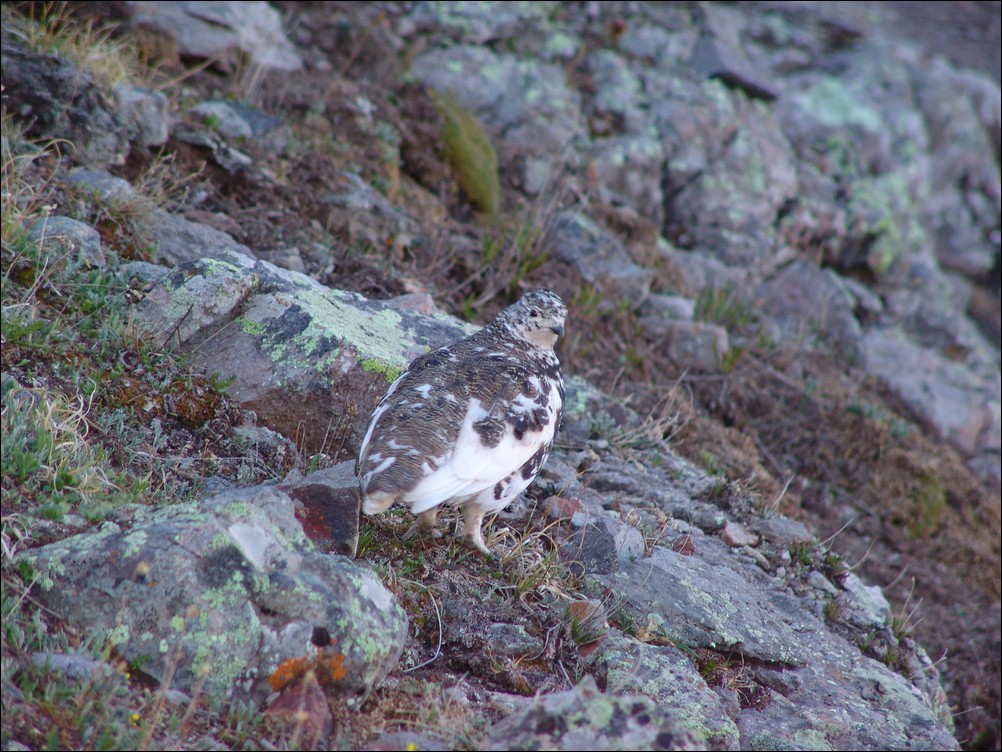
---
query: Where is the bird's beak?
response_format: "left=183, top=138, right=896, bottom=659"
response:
left=551, top=324, right=565, bottom=336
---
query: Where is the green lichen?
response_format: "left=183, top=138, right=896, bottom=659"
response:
left=792, top=77, right=882, bottom=132
left=200, top=580, right=246, bottom=610
left=121, top=530, right=147, bottom=558
left=107, top=624, right=130, bottom=645
left=848, top=172, right=928, bottom=275
left=361, top=358, right=403, bottom=382
left=239, top=317, right=265, bottom=336
left=223, top=501, right=250, bottom=519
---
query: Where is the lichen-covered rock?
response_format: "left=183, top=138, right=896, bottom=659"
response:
left=16, top=485, right=407, bottom=707
left=129, top=249, right=473, bottom=455
left=861, top=327, right=999, bottom=463
left=589, top=538, right=958, bottom=751
left=486, top=675, right=705, bottom=751
left=590, top=631, right=740, bottom=751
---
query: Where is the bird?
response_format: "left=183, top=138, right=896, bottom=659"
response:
left=357, top=289, right=567, bottom=555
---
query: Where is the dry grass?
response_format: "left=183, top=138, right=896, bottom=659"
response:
left=2, top=2, right=145, bottom=91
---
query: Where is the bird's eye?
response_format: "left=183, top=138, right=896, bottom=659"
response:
left=529, top=309, right=538, bottom=318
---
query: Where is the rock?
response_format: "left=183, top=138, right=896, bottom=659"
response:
left=31, top=652, right=117, bottom=683
left=861, top=327, right=996, bottom=459
left=588, top=49, right=647, bottom=134
left=590, top=631, right=740, bottom=750
left=916, top=60, right=1001, bottom=280
left=191, top=100, right=253, bottom=140
left=598, top=543, right=812, bottom=666
left=320, top=170, right=418, bottom=253
left=486, top=674, right=705, bottom=751
left=26, top=216, right=107, bottom=268
left=638, top=293, right=697, bottom=321
left=558, top=511, right=645, bottom=575
left=752, top=517, right=814, bottom=550
left=590, top=134, right=667, bottom=226
left=265, top=670, right=333, bottom=748
left=132, top=253, right=260, bottom=344
left=280, top=461, right=360, bottom=558
left=488, top=623, right=544, bottom=658
left=544, top=211, right=654, bottom=307
left=1, top=35, right=127, bottom=167
left=191, top=100, right=290, bottom=152
left=639, top=319, right=731, bottom=373
left=407, top=44, right=584, bottom=186
left=400, top=1, right=553, bottom=46
left=755, top=260, right=862, bottom=359
left=776, top=61, right=932, bottom=276
left=113, top=84, right=170, bottom=148
left=688, top=34, right=779, bottom=101
left=172, top=123, right=254, bottom=174
left=655, top=75, right=797, bottom=265
left=17, top=484, right=407, bottom=707
left=68, top=167, right=136, bottom=203
left=142, top=210, right=254, bottom=266
left=594, top=536, right=958, bottom=750
left=126, top=1, right=303, bottom=72
left=720, top=521, right=759, bottom=548
left=129, top=250, right=473, bottom=455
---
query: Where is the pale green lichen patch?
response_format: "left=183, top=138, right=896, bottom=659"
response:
left=107, top=624, right=130, bottom=645
left=791, top=77, right=882, bottom=132
left=121, top=530, right=147, bottom=558
left=238, top=316, right=266, bottom=336
left=244, top=284, right=441, bottom=383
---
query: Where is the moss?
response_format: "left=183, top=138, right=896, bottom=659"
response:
left=432, top=89, right=501, bottom=218
left=907, top=474, right=947, bottom=539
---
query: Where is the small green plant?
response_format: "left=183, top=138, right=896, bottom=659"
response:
left=823, top=596, right=843, bottom=623
left=697, top=449, right=724, bottom=477
left=789, top=542, right=816, bottom=567
left=694, top=287, right=754, bottom=331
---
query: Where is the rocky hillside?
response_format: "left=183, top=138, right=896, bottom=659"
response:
left=2, top=2, right=999, bottom=750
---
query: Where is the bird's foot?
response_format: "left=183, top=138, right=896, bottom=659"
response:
left=403, top=508, right=442, bottom=541
left=403, top=523, right=443, bottom=540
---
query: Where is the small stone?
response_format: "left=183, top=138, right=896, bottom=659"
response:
left=721, top=521, right=759, bottom=548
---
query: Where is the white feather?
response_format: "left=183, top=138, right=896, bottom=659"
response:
left=405, top=397, right=555, bottom=514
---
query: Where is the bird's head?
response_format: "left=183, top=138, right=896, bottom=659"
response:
left=496, top=289, right=567, bottom=349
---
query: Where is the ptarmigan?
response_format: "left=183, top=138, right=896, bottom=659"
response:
left=358, top=289, right=566, bottom=555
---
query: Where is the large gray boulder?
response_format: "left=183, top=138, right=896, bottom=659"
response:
left=17, top=485, right=407, bottom=707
